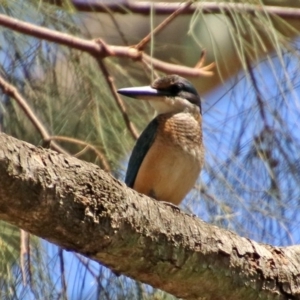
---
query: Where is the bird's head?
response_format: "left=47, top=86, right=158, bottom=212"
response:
left=117, top=75, right=201, bottom=115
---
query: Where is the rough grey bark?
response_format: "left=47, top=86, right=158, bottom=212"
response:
left=0, top=132, right=299, bottom=299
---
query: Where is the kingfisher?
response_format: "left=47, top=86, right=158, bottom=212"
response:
left=118, top=74, right=204, bottom=205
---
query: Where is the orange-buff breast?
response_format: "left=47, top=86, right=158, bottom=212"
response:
left=133, top=112, right=203, bottom=205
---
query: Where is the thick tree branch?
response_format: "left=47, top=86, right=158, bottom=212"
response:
left=64, top=1, right=300, bottom=19
left=0, top=133, right=299, bottom=299
left=0, top=13, right=213, bottom=77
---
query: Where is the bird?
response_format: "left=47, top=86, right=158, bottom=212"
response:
left=118, top=74, right=204, bottom=205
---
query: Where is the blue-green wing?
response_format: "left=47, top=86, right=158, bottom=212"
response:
left=125, top=118, right=159, bottom=187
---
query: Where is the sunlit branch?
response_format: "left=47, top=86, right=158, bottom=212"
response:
left=135, top=0, right=193, bottom=50
left=0, top=74, right=68, bottom=154
left=58, top=248, right=67, bottom=299
left=65, top=1, right=300, bottom=19
left=0, top=13, right=212, bottom=77
left=94, top=55, right=139, bottom=140
left=20, top=230, right=29, bottom=286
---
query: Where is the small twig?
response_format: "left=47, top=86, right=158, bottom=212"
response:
left=0, top=74, right=68, bottom=154
left=75, top=254, right=111, bottom=299
left=93, top=53, right=139, bottom=140
left=27, top=234, right=37, bottom=299
left=46, top=135, right=111, bottom=172
left=75, top=254, right=98, bottom=277
left=142, top=54, right=213, bottom=76
left=194, top=49, right=215, bottom=72
left=20, top=230, right=38, bottom=297
left=245, top=58, right=268, bottom=128
left=58, top=248, right=67, bottom=300
left=0, top=13, right=212, bottom=77
left=66, top=1, right=300, bottom=19
left=74, top=144, right=90, bottom=158
left=135, top=0, right=193, bottom=50
left=20, top=229, right=29, bottom=286
left=105, top=7, right=129, bottom=45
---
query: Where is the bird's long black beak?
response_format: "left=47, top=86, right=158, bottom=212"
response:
left=117, top=86, right=168, bottom=99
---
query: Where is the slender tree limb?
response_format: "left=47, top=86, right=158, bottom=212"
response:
left=246, top=58, right=268, bottom=128
left=0, top=13, right=212, bottom=77
left=74, top=253, right=111, bottom=298
left=94, top=56, right=139, bottom=140
left=60, top=1, right=300, bottom=19
left=0, top=132, right=300, bottom=299
left=58, top=248, right=67, bottom=299
left=135, top=0, right=193, bottom=50
left=0, top=74, right=68, bottom=155
left=20, top=229, right=29, bottom=286
left=106, top=8, right=129, bottom=46
left=141, top=52, right=214, bottom=76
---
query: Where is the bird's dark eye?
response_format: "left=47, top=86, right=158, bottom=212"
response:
left=170, top=83, right=183, bottom=95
